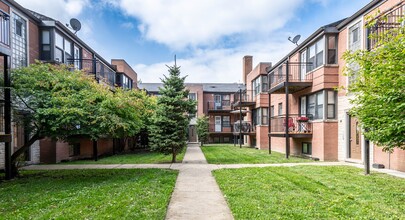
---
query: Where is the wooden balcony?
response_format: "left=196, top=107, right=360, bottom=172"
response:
left=268, top=62, right=313, bottom=94
left=232, top=90, right=255, bottom=107
left=269, top=114, right=313, bottom=138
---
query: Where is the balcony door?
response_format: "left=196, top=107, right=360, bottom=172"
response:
left=215, top=116, right=222, bottom=132
left=214, top=95, right=222, bottom=110
left=349, top=116, right=362, bottom=160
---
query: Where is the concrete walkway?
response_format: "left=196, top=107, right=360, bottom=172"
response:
left=165, top=143, right=233, bottom=220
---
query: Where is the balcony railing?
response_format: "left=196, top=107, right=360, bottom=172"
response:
left=233, top=120, right=256, bottom=134
left=367, top=2, right=404, bottom=50
left=269, top=62, right=313, bottom=93
left=232, top=90, right=255, bottom=105
left=270, top=114, right=313, bottom=134
left=0, top=10, right=10, bottom=47
left=209, top=123, right=233, bottom=133
left=67, top=59, right=116, bottom=87
left=207, top=101, right=232, bottom=111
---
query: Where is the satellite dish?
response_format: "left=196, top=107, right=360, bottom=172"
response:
left=288, top=34, right=301, bottom=46
left=69, top=18, right=81, bottom=34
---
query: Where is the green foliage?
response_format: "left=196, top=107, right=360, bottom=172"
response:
left=214, top=166, right=405, bottom=219
left=0, top=169, right=178, bottom=219
left=201, top=144, right=312, bottom=164
left=343, top=26, right=405, bottom=151
left=10, top=62, right=152, bottom=172
left=196, top=115, right=209, bottom=145
left=148, top=65, right=196, bottom=162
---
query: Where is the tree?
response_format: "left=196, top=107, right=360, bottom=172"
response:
left=149, top=65, right=196, bottom=162
left=9, top=62, right=146, bottom=177
left=196, top=115, right=209, bottom=146
left=343, top=26, right=405, bottom=152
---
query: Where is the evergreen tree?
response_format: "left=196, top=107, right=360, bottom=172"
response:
left=149, top=65, right=196, bottom=162
left=196, top=115, right=209, bottom=146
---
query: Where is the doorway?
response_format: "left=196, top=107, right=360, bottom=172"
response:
left=348, top=115, right=362, bottom=160
left=188, top=125, right=197, bottom=142
left=215, top=116, right=222, bottom=132
left=214, top=95, right=222, bottom=110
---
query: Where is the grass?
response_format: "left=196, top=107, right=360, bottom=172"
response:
left=0, top=169, right=178, bottom=219
left=63, top=148, right=186, bottom=164
left=201, top=144, right=312, bottom=164
left=213, top=166, right=405, bottom=219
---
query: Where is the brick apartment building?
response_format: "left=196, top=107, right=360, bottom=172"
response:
left=139, top=82, right=244, bottom=144
left=0, top=0, right=139, bottom=169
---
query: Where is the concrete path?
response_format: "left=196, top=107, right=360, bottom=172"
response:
left=165, top=143, right=234, bottom=220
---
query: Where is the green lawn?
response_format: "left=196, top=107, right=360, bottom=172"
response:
left=213, top=166, right=405, bottom=219
left=64, top=149, right=185, bottom=164
left=0, top=169, right=178, bottom=219
left=201, top=144, right=312, bottom=164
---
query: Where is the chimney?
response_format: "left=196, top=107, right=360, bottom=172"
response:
left=242, top=55, right=253, bottom=85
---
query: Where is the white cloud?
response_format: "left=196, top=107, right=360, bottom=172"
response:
left=121, top=22, right=134, bottom=29
left=135, top=33, right=296, bottom=83
left=16, top=0, right=89, bottom=23
left=114, top=0, right=305, bottom=49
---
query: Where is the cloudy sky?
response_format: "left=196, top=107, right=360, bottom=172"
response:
left=16, top=0, right=370, bottom=83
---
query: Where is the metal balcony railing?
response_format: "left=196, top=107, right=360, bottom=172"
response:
left=207, top=101, right=232, bottom=111
left=66, top=59, right=116, bottom=86
left=209, top=123, right=233, bottom=133
left=366, top=2, right=404, bottom=50
left=0, top=10, right=10, bottom=47
left=233, top=90, right=254, bottom=104
left=269, top=62, right=313, bottom=91
left=270, top=114, right=313, bottom=134
left=233, top=120, right=255, bottom=134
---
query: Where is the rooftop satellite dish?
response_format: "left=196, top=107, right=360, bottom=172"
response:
left=288, top=34, right=301, bottom=46
left=69, top=18, right=81, bottom=34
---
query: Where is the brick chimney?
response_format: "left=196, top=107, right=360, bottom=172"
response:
left=242, top=55, right=253, bottom=84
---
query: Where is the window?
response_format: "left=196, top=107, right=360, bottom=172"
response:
left=69, top=143, right=80, bottom=157
left=278, top=65, right=283, bottom=82
left=222, top=94, right=230, bottom=106
left=349, top=21, right=361, bottom=51
left=188, top=93, right=196, bottom=100
left=11, top=13, right=27, bottom=68
left=270, top=105, right=274, bottom=117
left=327, top=91, right=336, bottom=119
left=42, top=30, right=50, bottom=44
left=222, top=116, right=230, bottom=127
left=327, top=35, right=337, bottom=64
left=261, top=108, right=268, bottom=125
left=300, top=50, right=307, bottom=79
left=306, top=37, right=325, bottom=72
left=55, top=32, right=63, bottom=48
left=302, top=142, right=312, bottom=155
left=300, top=90, right=337, bottom=120
left=261, top=75, right=268, bottom=92
left=278, top=103, right=283, bottom=116
left=53, top=32, right=75, bottom=64
left=74, top=45, right=80, bottom=69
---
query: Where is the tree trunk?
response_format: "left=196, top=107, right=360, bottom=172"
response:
left=10, top=132, right=41, bottom=178
left=171, top=148, right=177, bottom=163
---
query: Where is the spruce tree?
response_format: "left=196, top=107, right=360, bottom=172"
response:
left=149, top=65, right=196, bottom=162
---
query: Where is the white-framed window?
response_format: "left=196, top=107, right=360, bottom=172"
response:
left=327, top=35, right=337, bottom=64
left=306, top=37, right=324, bottom=72
left=11, top=12, right=27, bottom=68
left=300, top=90, right=337, bottom=120
left=278, top=103, right=283, bottom=116
left=349, top=21, right=361, bottom=51
left=222, top=116, right=230, bottom=127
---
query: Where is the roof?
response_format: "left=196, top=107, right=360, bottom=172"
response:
left=138, top=83, right=245, bottom=93
left=267, top=18, right=346, bottom=73
left=337, top=0, right=384, bottom=29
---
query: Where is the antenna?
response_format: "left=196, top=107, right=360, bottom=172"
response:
left=174, top=54, right=177, bottom=67
left=288, top=34, right=301, bottom=46
left=66, top=18, right=82, bottom=35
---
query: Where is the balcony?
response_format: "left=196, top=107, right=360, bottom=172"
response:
left=233, top=120, right=256, bottom=135
left=268, top=62, right=313, bottom=94
left=269, top=114, right=313, bottom=138
left=209, top=123, right=234, bottom=134
left=0, top=10, right=10, bottom=53
left=232, top=90, right=255, bottom=107
left=207, top=101, right=232, bottom=112
left=67, top=59, right=116, bottom=87
left=367, top=2, right=405, bottom=50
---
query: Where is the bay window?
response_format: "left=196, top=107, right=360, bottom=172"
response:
left=252, top=75, right=268, bottom=96
left=300, top=90, right=337, bottom=120
left=304, top=37, right=325, bottom=72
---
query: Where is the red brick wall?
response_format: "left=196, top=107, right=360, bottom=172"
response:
left=111, top=59, right=138, bottom=88
left=40, top=138, right=56, bottom=164
left=28, top=20, right=39, bottom=64
left=374, top=147, right=405, bottom=172
left=0, top=1, right=9, bottom=13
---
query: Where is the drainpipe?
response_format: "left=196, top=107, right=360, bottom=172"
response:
left=239, top=89, right=242, bottom=148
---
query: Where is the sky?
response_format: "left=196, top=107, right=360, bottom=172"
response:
left=16, top=0, right=370, bottom=83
